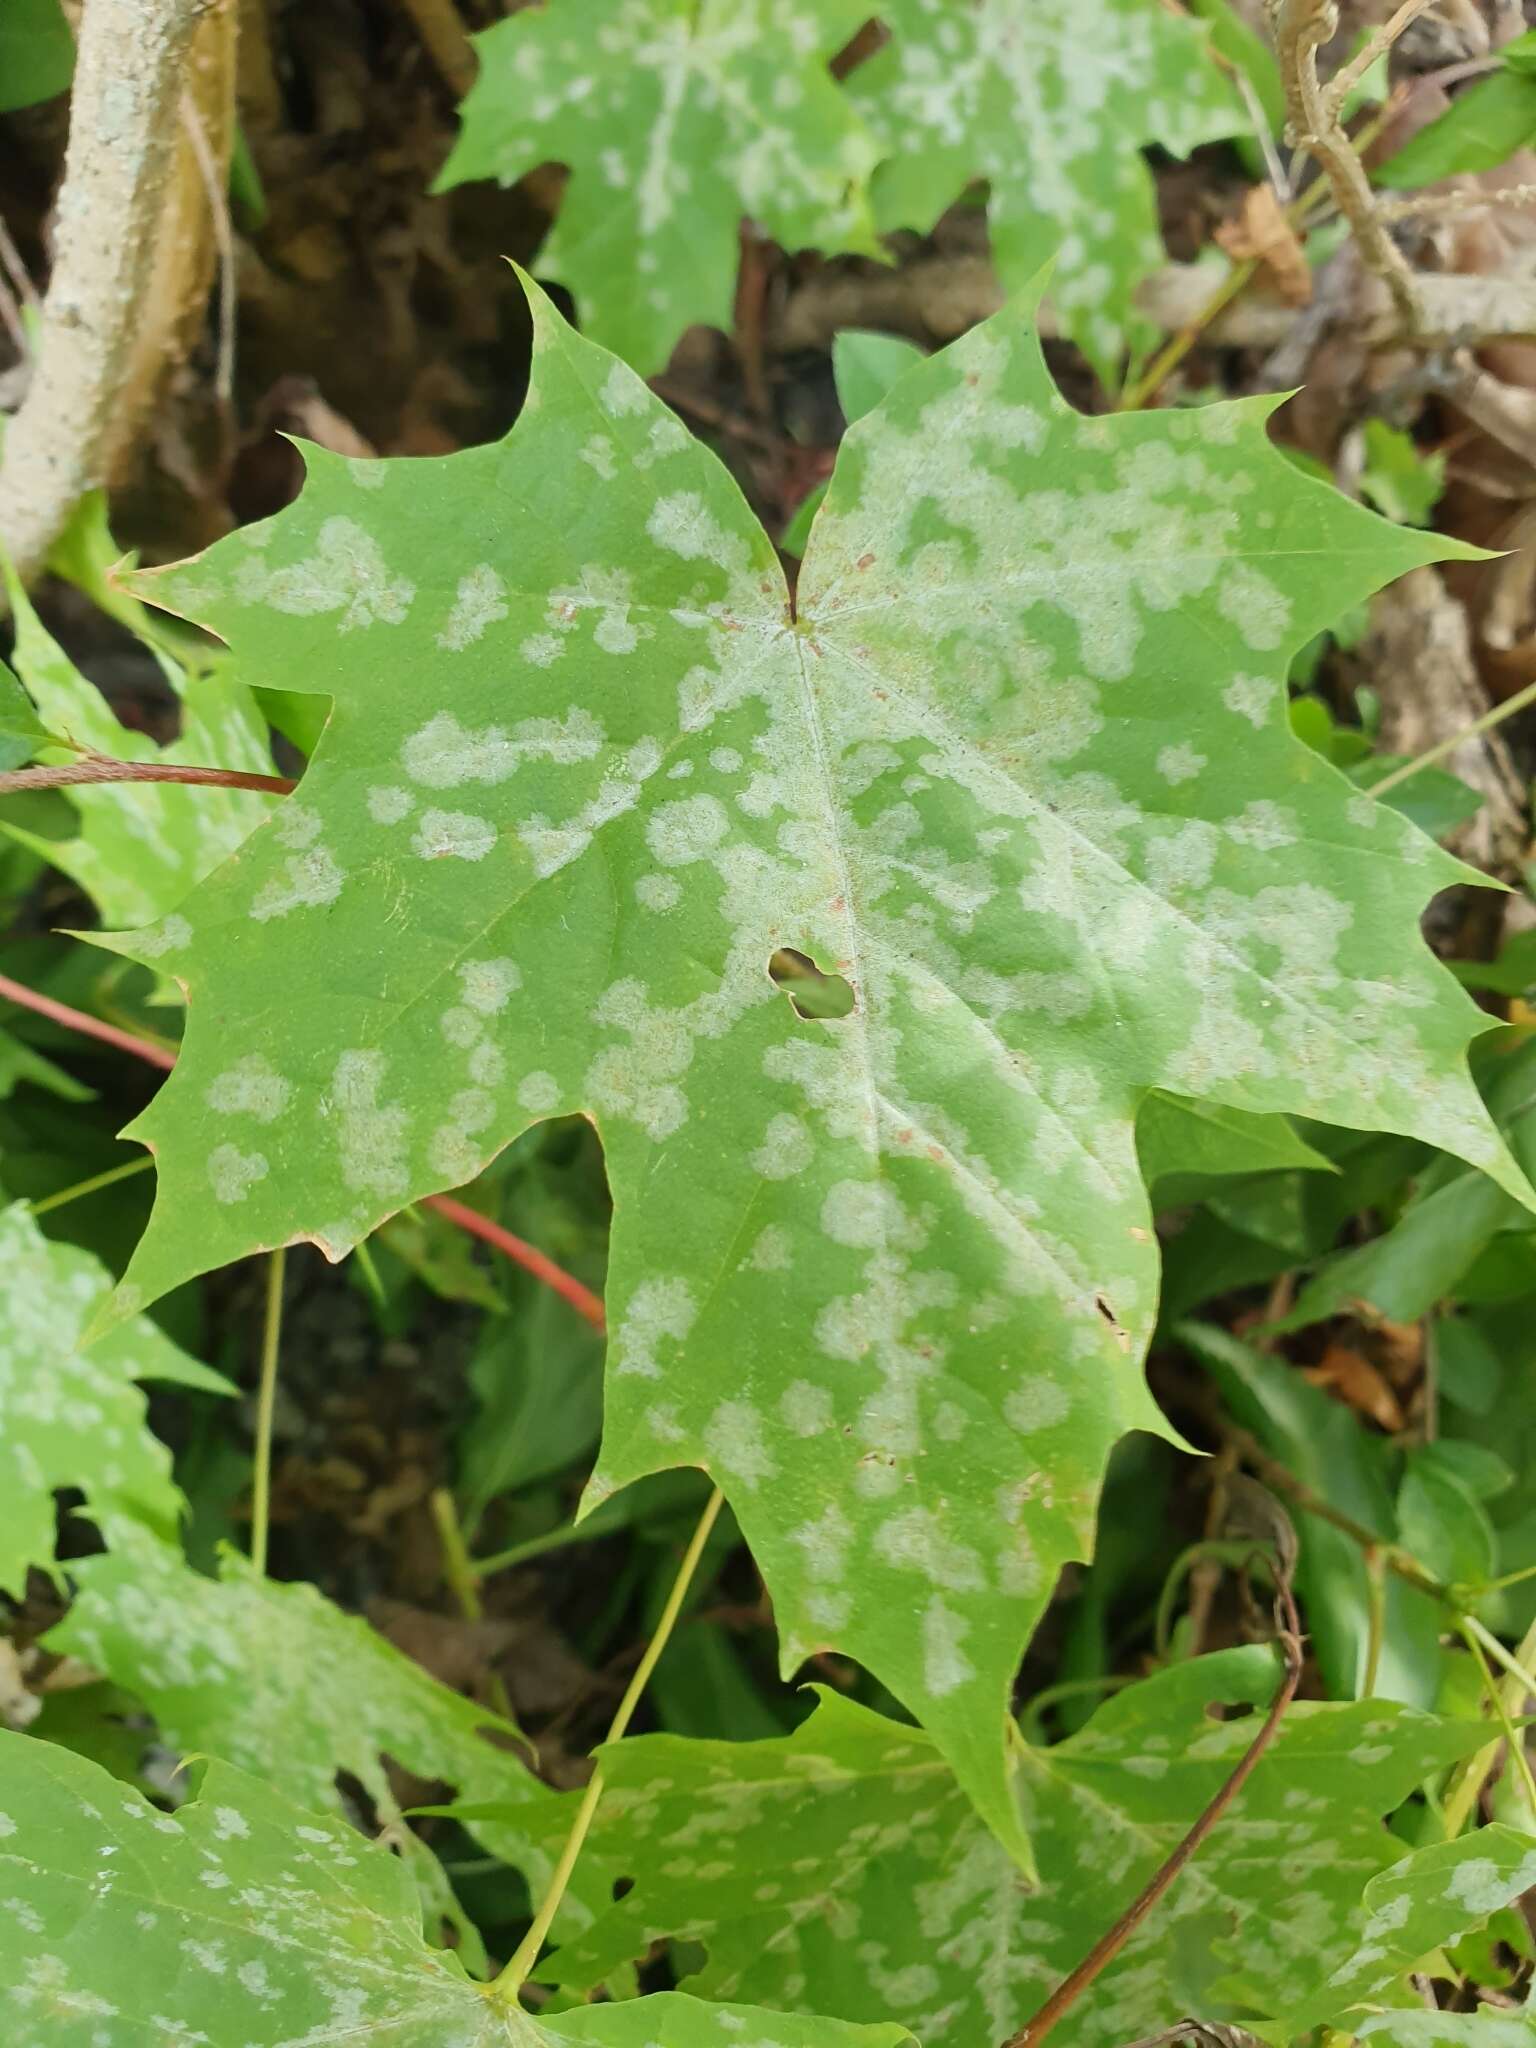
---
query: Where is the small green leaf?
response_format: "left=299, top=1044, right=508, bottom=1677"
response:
left=0, top=1202, right=233, bottom=1597
left=437, top=0, right=880, bottom=371
left=1137, top=1089, right=1335, bottom=1189
left=0, top=657, right=51, bottom=770
left=0, top=0, right=73, bottom=111
left=0, top=1732, right=911, bottom=2048
left=831, top=330, right=925, bottom=427
left=1376, top=60, right=1536, bottom=188
left=1360, top=420, right=1446, bottom=527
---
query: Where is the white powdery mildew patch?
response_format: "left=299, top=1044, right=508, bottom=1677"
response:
left=436, top=564, right=508, bottom=650
left=614, top=1275, right=696, bottom=1379
left=251, top=801, right=346, bottom=922
left=413, top=809, right=498, bottom=862
left=206, top=1055, right=292, bottom=1124
left=326, top=1050, right=409, bottom=1197
left=704, top=1398, right=777, bottom=1488
left=238, top=515, right=415, bottom=631
left=132, top=914, right=192, bottom=958
left=921, top=1595, right=976, bottom=1697
left=401, top=708, right=604, bottom=787
left=207, top=1144, right=268, bottom=1205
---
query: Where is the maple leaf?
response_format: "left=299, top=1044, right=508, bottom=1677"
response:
left=100, top=275, right=1530, bottom=1862
left=0, top=1202, right=232, bottom=1597
left=532, top=1653, right=1536, bottom=2048
left=437, top=0, right=880, bottom=372
left=846, top=0, right=1246, bottom=382
left=0, top=1731, right=913, bottom=2048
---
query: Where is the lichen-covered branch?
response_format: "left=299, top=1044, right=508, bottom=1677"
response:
left=0, top=0, right=204, bottom=582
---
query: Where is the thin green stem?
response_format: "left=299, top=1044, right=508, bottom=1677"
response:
left=431, top=1486, right=515, bottom=1723
left=26, top=1154, right=153, bottom=1216
left=1018, top=1676, right=1131, bottom=1746
left=1154, top=1539, right=1262, bottom=1659
left=1361, top=1546, right=1387, bottom=1700
left=351, top=1237, right=387, bottom=1312
left=1443, top=1615, right=1536, bottom=1838
left=1368, top=675, right=1536, bottom=796
left=487, top=1485, right=725, bottom=2005
left=472, top=1520, right=603, bottom=1580
left=1463, top=1614, right=1536, bottom=1700
left=250, top=1248, right=286, bottom=1577
left=1459, top=1619, right=1536, bottom=1823
left=1478, top=1560, right=1536, bottom=1596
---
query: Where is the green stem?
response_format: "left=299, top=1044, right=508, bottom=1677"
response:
left=472, top=1519, right=604, bottom=1580
left=26, top=1154, right=153, bottom=1216
left=250, top=1248, right=286, bottom=1577
left=1361, top=1546, right=1387, bottom=1701
left=1154, top=1539, right=1262, bottom=1659
left=1443, top=1615, right=1536, bottom=1838
left=1478, top=1560, right=1536, bottom=1596
left=1463, top=1614, right=1536, bottom=1700
left=487, top=1485, right=725, bottom=2005
left=1368, top=675, right=1536, bottom=796
left=1459, top=1618, right=1536, bottom=1823
left=351, top=1237, right=387, bottom=1311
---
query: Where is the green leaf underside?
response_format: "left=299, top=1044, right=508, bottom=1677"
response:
left=528, top=1656, right=1530, bottom=2048
left=438, top=0, right=879, bottom=372
left=0, top=1733, right=912, bottom=2048
left=847, top=0, right=1245, bottom=381
left=0, top=577, right=276, bottom=930
left=44, top=1524, right=558, bottom=1882
left=0, top=1203, right=232, bottom=1598
left=107, top=273, right=1527, bottom=1860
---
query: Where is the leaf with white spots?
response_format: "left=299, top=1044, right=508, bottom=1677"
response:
left=437, top=0, right=879, bottom=371
left=44, top=1522, right=557, bottom=1883
left=0, top=1203, right=232, bottom=1598
left=531, top=1653, right=1522, bottom=2048
left=0, top=574, right=277, bottom=929
left=97, top=275, right=1530, bottom=1864
left=846, top=0, right=1246, bottom=382
left=0, top=1730, right=914, bottom=2048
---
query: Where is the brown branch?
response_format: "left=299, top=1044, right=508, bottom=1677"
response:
left=0, top=969, right=604, bottom=1326
left=1272, top=0, right=1423, bottom=337
left=0, top=758, right=297, bottom=799
left=1000, top=1570, right=1304, bottom=2048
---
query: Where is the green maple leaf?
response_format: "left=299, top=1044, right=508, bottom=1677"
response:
left=0, top=573, right=276, bottom=929
left=437, top=0, right=880, bottom=372
left=0, top=1203, right=232, bottom=1597
left=846, top=0, right=1246, bottom=382
left=0, top=1732, right=913, bottom=2048
left=532, top=1652, right=1534, bottom=2048
left=98, top=275, right=1530, bottom=1862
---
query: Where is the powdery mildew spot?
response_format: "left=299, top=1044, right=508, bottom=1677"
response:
left=206, top=1056, right=292, bottom=1124
left=208, top=1144, right=269, bottom=1205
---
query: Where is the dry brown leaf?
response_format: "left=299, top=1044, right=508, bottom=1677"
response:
left=1303, top=1343, right=1407, bottom=1432
left=1215, top=185, right=1313, bottom=306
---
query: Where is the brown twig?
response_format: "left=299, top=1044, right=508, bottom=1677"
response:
left=1001, top=1555, right=1304, bottom=2048
left=1271, top=0, right=1424, bottom=337
left=0, top=969, right=604, bottom=1326
left=0, top=758, right=297, bottom=798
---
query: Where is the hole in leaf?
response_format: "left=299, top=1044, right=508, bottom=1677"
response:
left=612, top=1875, right=635, bottom=1902
left=1204, top=1700, right=1256, bottom=1723
left=769, top=947, right=855, bottom=1021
